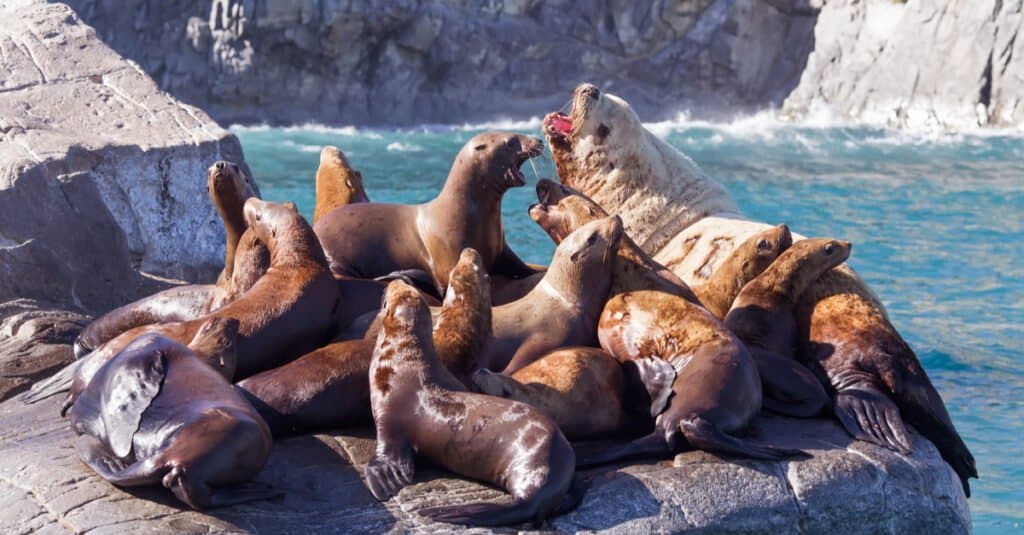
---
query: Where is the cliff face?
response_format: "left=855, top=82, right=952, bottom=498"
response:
left=63, top=0, right=820, bottom=126
left=783, top=0, right=1024, bottom=130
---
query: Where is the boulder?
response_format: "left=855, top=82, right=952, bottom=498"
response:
left=0, top=394, right=969, bottom=533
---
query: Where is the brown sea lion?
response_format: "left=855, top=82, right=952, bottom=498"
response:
left=724, top=239, right=849, bottom=418
left=693, top=224, right=793, bottom=320
left=237, top=248, right=491, bottom=435
left=25, top=198, right=338, bottom=406
left=68, top=326, right=276, bottom=510
left=581, top=289, right=805, bottom=466
left=472, top=347, right=629, bottom=440
left=313, top=145, right=369, bottom=225
left=73, top=161, right=267, bottom=358
left=364, top=280, right=581, bottom=526
left=481, top=215, right=623, bottom=374
left=542, top=83, right=975, bottom=494
left=314, top=132, right=542, bottom=295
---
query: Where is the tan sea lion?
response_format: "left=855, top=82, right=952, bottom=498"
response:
left=68, top=325, right=276, bottom=510
left=237, top=248, right=491, bottom=435
left=364, top=280, right=581, bottom=526
left=73, top=161, right=267, bottom=357
left=314, top=132, right=542, bottom=295
left=581, top=289, right=806, bottom=466
left=481, top=215, right=623, bottom=374
left=25, top=198, right=338, bottom=406
left=693, top=224, right=793, bottom=320
left=472, top=347, right=628, bottom=440
left=313, top=145, right=369, bottom=225
left=542, top=83, right=976, bottom=494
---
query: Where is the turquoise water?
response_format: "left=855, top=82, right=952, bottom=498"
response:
left=235, top=119, right=1023, bottom=533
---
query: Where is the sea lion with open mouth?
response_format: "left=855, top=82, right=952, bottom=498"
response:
left=542, top=83, right=976, bottom=495
left=314, top=132, right=542, bottom=296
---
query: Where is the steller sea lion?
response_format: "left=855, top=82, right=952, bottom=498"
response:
left=68, top=324, right=277, bottom=510
left=313, top=145, right=369, bottom=225
left=480, top=215, right=623, bottom=374
left=542, top=83, right=976, bottom=494
left=693, top=224, right=793, bottom=320
left=237, top=248, right=491, bottom=435
left=314, top=132, right=541, bottom=296
left=73, top=161, right=267, bottom=358
left=364, top=280, right=582, bottom=526
left=581, top=289, right=806, bottom=466
left=472, top=347, right=629, bottom=440
left=25, top=198, right=338, bottom=407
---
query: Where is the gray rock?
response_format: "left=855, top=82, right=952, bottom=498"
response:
left=0, top=394, right=969, bottom=533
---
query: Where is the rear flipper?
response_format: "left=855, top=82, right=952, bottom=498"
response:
left=834, top=384, right=912, bottom=455
left=363, top=444, right=415, bottom=501
left=374, top=269, right=442, bottom=300
left=21, top=360, right=81, bottom=405
left=418, top=500, right=541, bottom=527
left=750, top=348, right=829, bottom=418
left=680, top=417, right=809, bottom=460
left=574, top=431, right=671, bottom=468
left=550, top=476, right=587, bottom=516
left=163, top=465, right=282, bottom=510
left=74, top=435, right=165, bottom=486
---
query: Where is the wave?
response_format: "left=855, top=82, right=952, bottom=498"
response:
left=232, top=123, right=383, bottom=139
left=385, top=141, right=424, bottom=152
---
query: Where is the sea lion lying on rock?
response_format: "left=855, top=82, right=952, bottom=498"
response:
left=68, top=323, right=276, bottom=510
left=365, top=280, right=582, bottom=526
left=542, top=83, right=976, bottom=494
left=315, top=132, right=541, bottom=295
left=74, top=161, right=267, bottom=357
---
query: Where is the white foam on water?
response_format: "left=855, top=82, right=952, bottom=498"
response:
left=386, top=141, right=424, bottom=152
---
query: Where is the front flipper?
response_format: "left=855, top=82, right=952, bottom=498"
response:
left=363, top=443, right=415, bottom=501
left=623, top=357, right=677, bottom=418
left=101, top=348, right=167, bottom=458
left=163, top=465, right=281, bottom=510
left=834, top=384, right=912, bottom=455
left=749, top=348, right=829, bottom=418
left=21, top=359, right=81, bottom=405
left=490, top=243, right=539, bottom=280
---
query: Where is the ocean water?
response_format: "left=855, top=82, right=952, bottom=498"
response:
left=234, top=117, right=1023, bottom=533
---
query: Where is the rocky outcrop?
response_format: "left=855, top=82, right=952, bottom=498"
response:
left=783, top=0, right=1024, bottom=131
left=63, top=0, right=820, bottom=126
left=0, top=394, right=969, bottom=534
left=0, top=0, right=247, bottom=399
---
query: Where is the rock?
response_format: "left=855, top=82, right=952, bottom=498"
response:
left=0, top=393, right=969, bottom=533
left=60, top=0, right=820, bottom=126
left=783, top=0, right=1024, bottom=131
left=0, top=0, right=252, bottom=401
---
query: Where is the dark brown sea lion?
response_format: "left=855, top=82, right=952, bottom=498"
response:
left=237, top=248, right=491, bottom=435
left=314, top=132, right=542, bottom=295
left=480, top=215, right=623, bottom=374
left=724, top=239, right=849, bottom=418
left=313, top=145, right=369, bottom=225
left=364, top=280, right=581, bottom=526
left=693, top=224, right=793, bottom=320
left=73, top=161, right=266, bottom=358
left=581, top=289, right=805, bottom=466
left=68, top=326, right=276, bottom=510
left=472, top=347, right=628, bottom=440
left=25, top=198, right=338, bottom=406
left=542, top=83, right=976, bottom=494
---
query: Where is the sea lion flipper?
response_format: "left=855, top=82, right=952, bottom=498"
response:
left=73, top=435, right=164, bottom=486
left=626, top=358, right=677, bottom=418
left=749, top=348, right=829, bottom=418
left=834, top=385, right=912, bottom=455
left=574, top=432, right=671, bottom=468
left=679, top=418, right=808, bottom=460
left=490, top=243, right=538, bottom=280
left=21, top=359, right=82, bottom=405
left=418, top=500, right=542, bottom=527
left=363, top=444, right=415, bottom=501
left=103, top=349, right=167, bottom=458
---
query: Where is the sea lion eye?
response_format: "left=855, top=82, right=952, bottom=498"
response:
left=586, top=233, right=599, bottom=246
left=474, top=144, right=487, bottom=151
left=824, top=243, right=835, bottom=255
left=757, top=239, right=771, bottom=251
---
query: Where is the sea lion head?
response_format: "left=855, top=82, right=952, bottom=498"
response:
left=380, top=280, right=433, bottom=339
left=188, top=317, right=240, bottom=381
left=738, top=224, right=794, bottom=281
left=530, top=178, right=610, bottom=244
left=435, top=248, right=492, bottom=377
left=243, top=198, right=326, bottom=265
left=320, top=146, right=369, bottom=204
left=207, top=160, right=258, bottom=202
left=550, top=215, right=624, bottom=284
left=802, top=238, right=852, bottom=270
left=456, top=132, right=544, bottom=192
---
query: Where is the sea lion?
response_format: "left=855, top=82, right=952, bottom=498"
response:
left=472, top=347, right=629, bottom=440
left=693, top=224, right=794, bottom=320
left=25, top=198, right=338, bottom=406
left=725, top=239, right=849, bottom=418
left=237, top=248, right=491, bottom=435
left=73, top=161, right=266, bottom=357
left=581, top=289, right=805, bottom=466
left=542, top=83, right=976, bottom=494
left=314, top=132, right=542, bottom=295
left=364, top=280, right=581, bottom=526
left=480, top=215, right=622, bottom=374
left=313, top=145, right=369, bottom=225
left=68, top=325, right=276, bottom=510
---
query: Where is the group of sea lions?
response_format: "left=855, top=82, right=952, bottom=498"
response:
left=22, top=84, right=976, bottom=526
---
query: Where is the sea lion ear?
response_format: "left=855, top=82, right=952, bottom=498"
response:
left=102, top=346, right=167, bottom=458
left=283, top=201, right=298, bottom=212
left=596, top=123, right=610, bottom=143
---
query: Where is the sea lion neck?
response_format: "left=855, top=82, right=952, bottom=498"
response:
left=212, top=182, right=247, bottom=283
